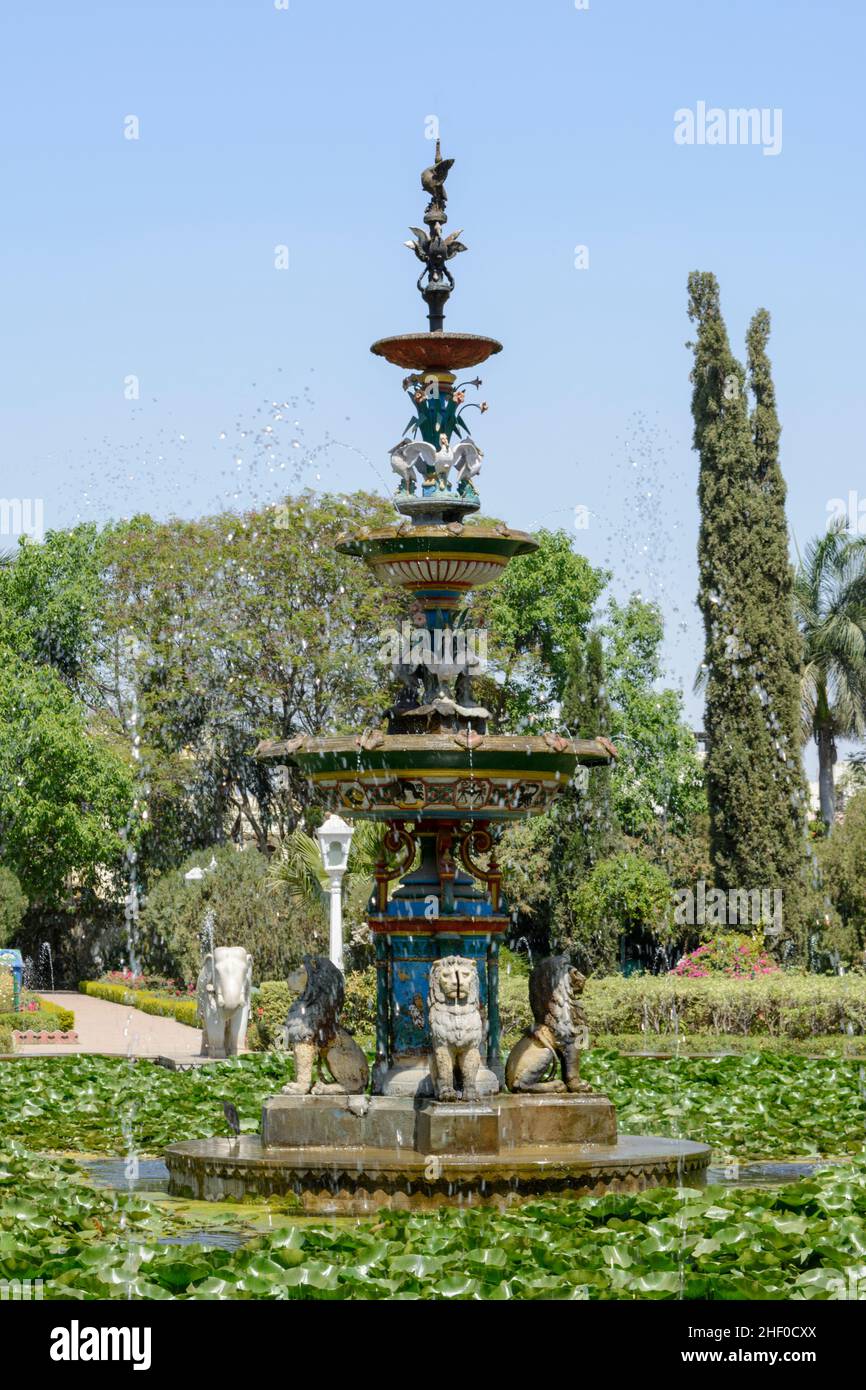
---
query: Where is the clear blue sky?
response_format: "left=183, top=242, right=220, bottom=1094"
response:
left=3, top=0, right=864, bottom=748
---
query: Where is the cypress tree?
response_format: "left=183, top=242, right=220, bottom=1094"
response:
left=688, top=273, right=808, bottom=955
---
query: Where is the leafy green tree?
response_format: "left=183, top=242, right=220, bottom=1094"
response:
left=602, top=597, right=706, bottom=838
left=560, top=628, right=616, bottom=857
left=688, top=274, right=809, bottom=951
left=498, top=598, right=705, bottom=958
left=0, top=650, right=132, bottom=906
left=99, top=490, right=401, bottom=866
left=816, top=790, right=866, bottom=961
left=136, top=845, right=314, bottom=984
left=473, top=529, right=606, bottom=732
left=497, top=813, right=557, bottom=955
left=545, top=630, right=621, bottom=938
left=0, top=866, right=26, bottom=948
left=0, top=526, right=105, bottom=693
left=557, top=851, right=674, bottom=975
left=794, top=524, right=866, bottom=829
left=635, top=813, right=714, bottom=901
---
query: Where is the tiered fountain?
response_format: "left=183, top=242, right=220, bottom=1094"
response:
left=165, top=144, right=710, bottom=1212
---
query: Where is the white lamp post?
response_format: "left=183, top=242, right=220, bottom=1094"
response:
left=316, top=814, right=354, bottom=973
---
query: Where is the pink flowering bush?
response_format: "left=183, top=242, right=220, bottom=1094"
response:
left=671, top=932, right=780, bottom=980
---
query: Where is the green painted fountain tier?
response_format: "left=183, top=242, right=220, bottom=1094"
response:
left=257, top=732, right=614, bottom=821
left=334, top=524, right=537, bottom=600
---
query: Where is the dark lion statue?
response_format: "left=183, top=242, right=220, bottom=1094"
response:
left=505, top=955, right=594, bottom=1094
left=281, top=955, right=369, bottom=1095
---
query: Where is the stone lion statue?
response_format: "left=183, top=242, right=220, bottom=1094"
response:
left=505, top=955, right=594, bottom=1094
left=281, top=955, right=369, bottom=1096
left=427, top=955, right=484, bottom=1102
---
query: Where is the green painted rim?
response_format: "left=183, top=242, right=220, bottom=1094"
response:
left=335, top=526, right=537, bottom=562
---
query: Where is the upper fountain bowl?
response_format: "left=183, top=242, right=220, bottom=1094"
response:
left=257, top=732, right=616, bottom=821
left=370, top=333, right=503, bottom=372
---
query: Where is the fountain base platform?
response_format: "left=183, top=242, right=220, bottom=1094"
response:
left=164, top=1094, right=710, bottom=1214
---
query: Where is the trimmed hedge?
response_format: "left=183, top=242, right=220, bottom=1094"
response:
left=1, top=1008, right=75, bottom=1033
left=592, top=1033, right=866, bottom=1056
left=0, top=1024, right=13, bottom=1053
left=0, top=990, right=75, bottom=1034
left=79, top=981, right=199, bottom=1029
left=583, top=973, right=866, bottom=1039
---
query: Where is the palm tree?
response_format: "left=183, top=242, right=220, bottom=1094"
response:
left=794, top=522, right=866, bottom=829
left=266, top=819, right=389, bottom=944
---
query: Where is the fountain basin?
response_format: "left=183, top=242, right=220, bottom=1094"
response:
left=164, top=1095, right=710, bottom=1214
left=334, top=524, right=537, bottom=598
left=370, top=332, right=503, bottom=371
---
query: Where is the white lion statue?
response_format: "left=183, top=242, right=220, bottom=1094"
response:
left=427, top=955, right=485, bottom=1102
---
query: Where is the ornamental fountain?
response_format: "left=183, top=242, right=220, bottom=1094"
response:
left=165, top=143, right=710, bottom=1211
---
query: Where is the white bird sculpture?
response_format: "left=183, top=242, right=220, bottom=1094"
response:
left=451, top=440, right=483, bottom=493
left=403, top=434, right=455, bottom=490
left=389, top=439, right=417, bottom=493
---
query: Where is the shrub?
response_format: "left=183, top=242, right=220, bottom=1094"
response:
left=671, top=932, right=780, bottom=979
left=136, top=845, right=315, bottom=985
left=80, top=981, right=199, bottom=1029
left=136, top=995, right=199, bottom=1027
left=590, top=1033, right=866, bottom=1056
left=582, top=972, right=866, bottom=1039
left=342, top=968, right=376, bottom=1038
left=99, top=970, right=195, bottom=997
left=249, top=981, right=291, bottom=1051
left=0, top=1024, right=12, bottom=1052
left=247, top=969, right=377, bottom=1052
left=0, top=988, right=74, bottom=1032
left=558, top=852, right=674, bottom=973
left=0, top=866, right=26, bottom=947
left=0, top=1009, right=75, bottom=1033
left=0, top=969, right=13, bottom=1013
left=498, top=947, right=532, bottom=1044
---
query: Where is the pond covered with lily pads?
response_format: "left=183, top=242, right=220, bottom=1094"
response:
left=3, top=1052, right=866, bottom=1299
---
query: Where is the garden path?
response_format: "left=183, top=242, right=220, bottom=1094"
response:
left=15, top=991, right=202, bottom=1058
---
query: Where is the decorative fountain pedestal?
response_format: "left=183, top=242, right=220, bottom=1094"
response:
left=165, top=142, right=710, bottom=1211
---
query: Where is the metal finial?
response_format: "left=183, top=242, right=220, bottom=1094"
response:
left=404, top=142, right=467, bottom=332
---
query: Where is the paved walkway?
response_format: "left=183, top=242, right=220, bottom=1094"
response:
left=14, top=991, right=202, bottom=1058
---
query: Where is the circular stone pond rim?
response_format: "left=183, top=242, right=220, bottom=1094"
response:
left=164, top=1134, right=712, bottom=1214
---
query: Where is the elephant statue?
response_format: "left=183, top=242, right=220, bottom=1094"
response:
left=197, top=947, right=252, bottom=1058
